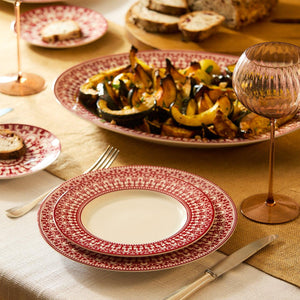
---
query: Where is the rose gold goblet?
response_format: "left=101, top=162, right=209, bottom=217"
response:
left=0, top=0, right=46, bottom=96
left=233, top=41, right=300, bottom=224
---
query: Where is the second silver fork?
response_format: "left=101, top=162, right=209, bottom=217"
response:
left=6, top=145, right=119, bottom=218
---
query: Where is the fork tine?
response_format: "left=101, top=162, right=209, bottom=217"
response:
left=102, top=148, right=120, bottom=169
left=92, top=147, right=119, bottom=171
left=86, top=146, right=119, bottom=173
left=83, top=145, right=113, bottom=174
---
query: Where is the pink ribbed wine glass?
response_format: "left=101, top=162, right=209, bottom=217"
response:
left=233, top=41, right=300, bottom=224
left=0, top=0, right=45, bottom=96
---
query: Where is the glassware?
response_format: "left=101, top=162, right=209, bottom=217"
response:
left=0, top=0, right=46, bottom=96
left=233, top=41, right=300, bottom=224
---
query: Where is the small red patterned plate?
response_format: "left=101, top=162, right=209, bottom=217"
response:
left=0, top=124, right=60, bottom=179
left=19, top=5, right=107, bottom=48
left=38, top=166, right=237, bottom=271
left=53, top=166, right=215, bottom=257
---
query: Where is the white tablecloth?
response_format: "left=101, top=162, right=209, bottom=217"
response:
left=1, top=0, right=300, bottom=299
left=1, top=172, right=300, bottom=299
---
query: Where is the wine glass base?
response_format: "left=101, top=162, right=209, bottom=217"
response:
left=0, top=73, right=46, bottom=96
left=241, top=193, right=300, bottom=224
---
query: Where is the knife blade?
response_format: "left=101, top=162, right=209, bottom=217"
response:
left=0, top=107, right=13, bottom=117
left=165, top=234, right=278, bottom=300
left=270, top=18, right=300, bottom=24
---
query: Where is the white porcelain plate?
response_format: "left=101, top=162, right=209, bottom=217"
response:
left=0, top=124, right=60, bottom=179
left=19, top=5, right=107, bottom=48
left=38, top=166, right=237, bottom=271
left=53, top=50, right=300, bottom=148
left=53, top=166, right=215, bottom=257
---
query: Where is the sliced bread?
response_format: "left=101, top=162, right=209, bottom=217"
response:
left=0, top=129, right=26, bottom=160
left=187, top=0, right=278, bottom=29
left=130, top=2, right=180, bottom=33
left=178, top=11, right=225, bottom=41
left=41, top=19, right=82, bottom=43
left=141, top=0, right=188, bottom=16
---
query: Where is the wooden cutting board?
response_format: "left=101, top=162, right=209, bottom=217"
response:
left=125, top=0, right=300, bottom=55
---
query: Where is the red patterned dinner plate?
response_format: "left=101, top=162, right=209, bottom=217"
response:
left=19, top=5, right=107, bottom=48
left=53, top=166, right=215, bottom=257
left=53, top=50, right=300, bottom=148
left=0, top=124, right=60, bottom=179
left=38, top=166, right=237, bottom=271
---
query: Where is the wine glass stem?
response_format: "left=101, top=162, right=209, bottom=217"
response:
left=15, top=0, right=22, bottom=82
left=267, top=118, right=275, bottom=206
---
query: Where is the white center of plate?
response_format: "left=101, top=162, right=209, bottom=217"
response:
left=81, top=190, right=187, bottom=244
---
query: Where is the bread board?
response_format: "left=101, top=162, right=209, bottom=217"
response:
left=125, top=1, right=300, bottom=55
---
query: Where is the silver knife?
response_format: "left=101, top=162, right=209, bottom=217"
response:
left=0, top=107, right=13, bottom=117
left=165, top=234, right=278, bottom=300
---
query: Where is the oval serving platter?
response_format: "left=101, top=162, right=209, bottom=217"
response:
left=53, top=50, right=300, bottom=148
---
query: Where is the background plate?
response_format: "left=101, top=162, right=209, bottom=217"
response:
left=0, top=123, right=60, bottom=179
left=20, top=5, right=107, bottom=48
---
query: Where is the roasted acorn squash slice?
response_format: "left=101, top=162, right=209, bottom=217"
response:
left=161, top=118, right=195, bottom=138
left=134, top=64, right=153, bottom=90
left=129, top=45, right=153, bottom=75
left=155, top=74, right=177, bottom=108
left=197, top=93, right=214, bottom=113
left=166, top=58, right=186, bottom=85
left=78, top=82, right=99, bottom=107
left=97, top=82, right=122, bottom=110
left=96, top=95, right=156, bottom=127
left=170, top=95, right=232, bottom=127
left=89, top=65, right=131, bottom=86
left=213, top=110, right=238, bottom=139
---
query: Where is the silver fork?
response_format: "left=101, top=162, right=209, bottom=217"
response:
left=6, top=145, right=119, bottom=218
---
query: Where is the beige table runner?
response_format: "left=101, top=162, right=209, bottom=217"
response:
left=1, top=1, right=299, bottom=288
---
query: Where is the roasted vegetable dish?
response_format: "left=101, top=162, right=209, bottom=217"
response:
left=78, top=46, right=295, bottom=140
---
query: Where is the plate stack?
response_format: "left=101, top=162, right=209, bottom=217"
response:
left=38, top=165, right=237, bottom=271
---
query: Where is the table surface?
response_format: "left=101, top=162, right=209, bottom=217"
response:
left=1, top=0, right=300, bottom=299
